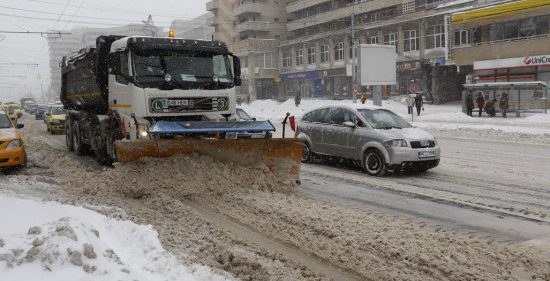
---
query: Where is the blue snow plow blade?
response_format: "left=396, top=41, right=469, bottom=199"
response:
left=149, top=120, right=275, bottom=135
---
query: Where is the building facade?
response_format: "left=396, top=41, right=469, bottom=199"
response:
left=207, top=0, right=288, bottom=100
left=47, top=24, right=160, bottom=99
left=170, top=14, right=215, bottom=40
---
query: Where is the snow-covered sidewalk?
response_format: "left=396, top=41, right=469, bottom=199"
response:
left=0, top=193, right=230, bottom=281
left=240, top=98, right=550, bottom=136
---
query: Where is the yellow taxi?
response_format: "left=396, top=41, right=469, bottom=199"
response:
left=0, top=110, right=26, bottom=169
left=45, top=105, right=66, bottom=134
left=0, top=104, right=18, bottom=125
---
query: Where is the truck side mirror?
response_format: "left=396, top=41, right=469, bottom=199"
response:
left=16, top=124, right=24, bottom=129
left=232, top=55, right=242, bottom=86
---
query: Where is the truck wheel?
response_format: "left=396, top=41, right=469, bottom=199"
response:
left=93, top=127, right=112, bottom=166
left=363, top=149, right=387, bottom=176
left=65, top=121, right=74, bottom=151
left=73, top=122, right=87, bottom=156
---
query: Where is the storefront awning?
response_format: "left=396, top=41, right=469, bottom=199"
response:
left=452, top=0, right=550, bottom=25
left=464, top=81, right=548, bottom=89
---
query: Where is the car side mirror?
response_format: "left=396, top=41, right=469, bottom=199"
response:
left=16, top=124, right=24, bottom=129
left=252, top=117, right=257, bottom=121
left=343, top=121, right=356, bottom=128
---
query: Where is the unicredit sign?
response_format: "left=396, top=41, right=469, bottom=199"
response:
left=475, top=55, right=550, bottom=70
left=523, top=55, right=550, bottom=65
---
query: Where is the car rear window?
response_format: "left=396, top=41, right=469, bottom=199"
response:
left=0, top=114, right=12, bottom=128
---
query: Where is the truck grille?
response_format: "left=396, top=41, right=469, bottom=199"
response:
left=410, top=140, right=436, bottom=149
left=150, top=97, right=229, bottom=113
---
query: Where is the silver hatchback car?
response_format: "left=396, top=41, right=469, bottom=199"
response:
left=297, top=105, right=440, bottom=176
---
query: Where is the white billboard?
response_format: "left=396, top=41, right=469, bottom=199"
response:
left=357, top=44, right=397, bottom=86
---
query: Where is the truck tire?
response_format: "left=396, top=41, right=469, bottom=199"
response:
left=72, top=121, right=88, bottom=156
left=92, top=126, right=112, bottom=166
left=65, top=119, right=74, bottom=152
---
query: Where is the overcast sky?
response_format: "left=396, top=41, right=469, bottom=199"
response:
left=0, top=0, right=209, bottom=101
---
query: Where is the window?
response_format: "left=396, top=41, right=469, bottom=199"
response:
left=404, top=29, right=419, bottom=52
left=334, top=42, right=344, bottom=61
left=384, top=32, right=397, bottom=46
left=256, top=53, right=278, bottom=69
left=536, top=15, right=550, bottom=35
left=239, top=56, right=248, bottom=68
left=454, top=30, right=470, bottom=46
left=367, top=36, right=379, bottom=44
left=282, top=51, right=292, bottom=67
left=426, top=24, right=445, bottom=48
left=307, top=47, right=316, bottom=65
left=320, top=45, right=330, bottom=63
left=519, top=18, right=536, bottom=37
left=504, top=21, right=519, bottom=39
left=116, top=52, right=129, bottom=84
left=296, top=49, right=304, bottom=66
left=329, top=108, right=354, bottom=124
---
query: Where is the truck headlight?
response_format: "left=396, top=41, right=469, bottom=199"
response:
left=6, top=140, right=22, bottom=150
left=138, top=124, right=149, bottom=138
left=384, top=139, right=408, bottom=148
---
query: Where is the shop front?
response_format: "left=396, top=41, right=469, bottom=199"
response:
left=397, top=61, right=423, bottom=96
left=280, top=70, right=324, bottom=99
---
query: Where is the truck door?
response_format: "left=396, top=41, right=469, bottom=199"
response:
left=109, top=52, right=133, bottom=116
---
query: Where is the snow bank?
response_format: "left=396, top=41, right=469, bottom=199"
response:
left=0, top=194, right=231, bottom=281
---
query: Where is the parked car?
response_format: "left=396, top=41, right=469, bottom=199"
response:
left=44, top=105, right=66, bottom=134
left=297, top=105, right=440, bottom=176
left=0, top=110, right=26, bottom=169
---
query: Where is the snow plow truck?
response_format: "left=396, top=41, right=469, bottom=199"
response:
left=60, top=35, right=303, bottom=182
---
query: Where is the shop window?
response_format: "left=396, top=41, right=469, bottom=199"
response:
left=296, top=49, right=304, bottom=66
left=404, top=29, right=419, bottom=52
left=307, top=47, right=316, bottom=65
left=334, top=42, right=344, bottom=61
left=320, top=45, right=330, bottom=63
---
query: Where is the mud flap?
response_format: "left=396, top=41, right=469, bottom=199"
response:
left=115, top=138, right=304, bottom=182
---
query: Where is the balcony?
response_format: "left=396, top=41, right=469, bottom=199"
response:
left=287, top=0, right=402, bottom=31
left=206, top=0, right=219, bottom=11
left=451, top=35, right=550, bottom=66
left=234, top=2, right=263, bottom=17
left=236, top=21, right=284, bottom=33
left=206, top=17, right=221, bottom=26
left=287, top=0, right=329, bottom=14
left=232, top=38, right=279, bottom=53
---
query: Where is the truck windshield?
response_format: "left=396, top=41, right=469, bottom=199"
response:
left=0, top=113, right=12, bottom=128
left=133, top=52, right=234, bottom=90
left=358, top=109, right=412, bottom=129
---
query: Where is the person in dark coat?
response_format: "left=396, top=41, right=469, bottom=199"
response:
left=236, top=96, right=242, bottom=106
left=466, top=93, right=474, bottom=117
left=414, top=93, right=424, bottom=116
left=294, top=93, right=301, bottom=107
left=475, top=93, right=485, bottom=117
left=485, top=99, right=496, bottom=117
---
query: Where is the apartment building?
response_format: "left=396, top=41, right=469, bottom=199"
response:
left=47, top=24, right=160, bottom=98
left=170, top=14, right=215, bottom=40
left=207, top=0, right=288, bottom=99
left=280, top=0, right=504, bottom=103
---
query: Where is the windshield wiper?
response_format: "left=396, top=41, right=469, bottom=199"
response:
left=380, top=126, right=402, bottom=130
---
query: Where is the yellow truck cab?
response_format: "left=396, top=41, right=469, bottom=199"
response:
left=45, top=105, right=66, bottom=134
left=0, top=110, right=26, bottom=169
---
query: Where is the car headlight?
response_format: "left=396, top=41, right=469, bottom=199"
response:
left=6, top=139, right=22, bottom=150
left=384, top=139, right=408, bottom=148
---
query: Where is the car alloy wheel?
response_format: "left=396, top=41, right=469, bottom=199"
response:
left=364, top=149, right=386, bottom=176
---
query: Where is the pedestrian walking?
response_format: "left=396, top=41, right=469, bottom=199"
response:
left=237, top=96, right=242, bottom=106
left=294, top=93, right=301, bottom=107
left=466, top=93, right=474, bottom=117
left=499, top=93, right=509, bottom=118
left=414, top=93, right=424, bottom=116
left=246, top=95, right=251, bottom=104
left=475, top=92, right=485, bottom=117
left=485, top=99, right=496, bottom=117
left=406, top=94, right=415, bottom=114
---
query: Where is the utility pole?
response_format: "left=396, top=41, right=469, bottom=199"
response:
left=351, top=1, right=358, bottom=103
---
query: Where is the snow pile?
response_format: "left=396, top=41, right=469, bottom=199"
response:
left=0, top=194, right=231, bottom=281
